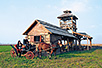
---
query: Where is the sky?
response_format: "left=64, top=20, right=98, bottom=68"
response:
left=0, top=0, right=102, bottom=44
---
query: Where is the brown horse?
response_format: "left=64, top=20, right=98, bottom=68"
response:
left=38, top=42, right=58, bottom=59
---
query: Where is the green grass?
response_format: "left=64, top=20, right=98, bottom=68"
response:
left=0, top=46, right=12, bottom=52
left=0, top=46, right=102, bottom=68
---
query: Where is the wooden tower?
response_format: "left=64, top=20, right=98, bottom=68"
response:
left=57, top=10, right=78, bottom=45
left=57, top=10, right=78, bottom=33
left=57, top=10, right=93, bottom=50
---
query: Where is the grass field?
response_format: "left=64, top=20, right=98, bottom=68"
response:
left=0, top=46, right=102, bottom=68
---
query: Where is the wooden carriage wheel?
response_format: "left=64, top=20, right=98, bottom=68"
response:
left=10, top=48, right=17, bottom=57
left=26, top=51, right=34, bottom=59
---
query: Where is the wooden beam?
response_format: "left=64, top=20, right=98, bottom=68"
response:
left=73, top=32, right=92, bottom=38
left=67, top=38, right=69, bottom=44
left=40, top=35, right=41, bottom=42
left=90, top=39, right=92, bottom=48
left=78, top=39, right=81, bottom=50
left=78, top=40, right=81, bottom=45
left=60, top=40, right=62, bottom=44
left=71, top=17, right=74, bottom=34
left=64, top=40, right=65, bottom=45
left=67, top=38, right=69, bottom=51
left=59, top=19, right=61, bottom=27
left=87, top=38, right=89, bottom=50
left=72, top=21, right=76, bottom=26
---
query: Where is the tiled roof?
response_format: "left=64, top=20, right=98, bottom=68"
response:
left=23, top=19, right=76, bottom=38
left=37, top=20, right=76, bottom=38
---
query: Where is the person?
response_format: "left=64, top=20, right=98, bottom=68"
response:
left=17, top=40, right=22, bottom=49
left=17, top=40, right=22, bottom=57
left=23, top=37, right=29, bottom=45
left=23, top=38, right=31, bottom=51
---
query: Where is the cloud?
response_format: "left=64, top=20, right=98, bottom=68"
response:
left=46, top=0, right=93, bottom=13
left=46, top=0, right=101, bottom=13
left=70, top=2, right=87, bottom=12
left=90, top=25, right=96, bottom=28
left=47, top=5, right=51, bottom=8
left=60, top=0, right=91, bottom=13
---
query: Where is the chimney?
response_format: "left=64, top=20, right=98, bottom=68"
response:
left=63, top=10, right=72, bottom=14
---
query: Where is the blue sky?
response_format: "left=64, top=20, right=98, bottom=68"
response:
left=0, top=0, right=102, bottom=44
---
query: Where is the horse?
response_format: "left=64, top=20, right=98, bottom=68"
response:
left=38, top=42, right=59, bottom=59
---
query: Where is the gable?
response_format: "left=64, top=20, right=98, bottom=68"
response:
left=28, top=23, right=50, bottom=36
left=23, top=20, right=37, bottom=35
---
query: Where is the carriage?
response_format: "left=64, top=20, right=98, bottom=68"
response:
left=10, top=39, right=61, bottom=59
left=10, top=40, right=39, bottom=59
left=10, top=45, right=38, bottom=59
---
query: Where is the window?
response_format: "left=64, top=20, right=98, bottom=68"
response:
left=34, top=36, right=40, bottom=42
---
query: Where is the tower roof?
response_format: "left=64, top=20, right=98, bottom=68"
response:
left=63, top=10, right=72, bottom=13
left=57, top=10, right=78, bottom=21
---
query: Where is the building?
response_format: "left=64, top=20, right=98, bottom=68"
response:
left=23, top=10, right=93, bottom=50
left=23, top=19, right=76, bottom=47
